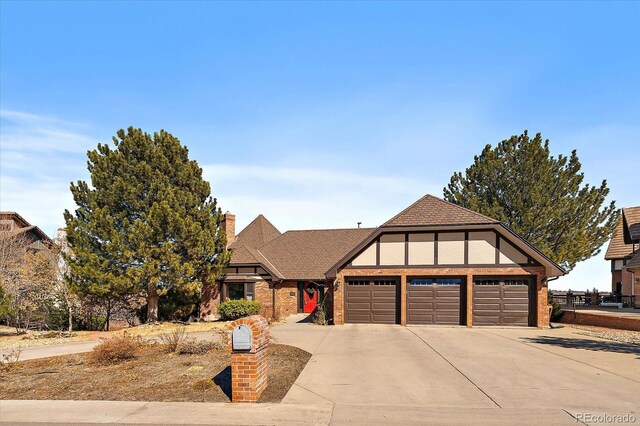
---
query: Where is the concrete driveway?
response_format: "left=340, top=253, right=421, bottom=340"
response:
left=272, top=317, right=640, bottom=424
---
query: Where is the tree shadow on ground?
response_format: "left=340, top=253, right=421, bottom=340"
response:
left=522, top=336, right=640, bottom=358
left=213, top=366, right=232, bottom=400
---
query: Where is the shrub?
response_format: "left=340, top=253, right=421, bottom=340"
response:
left=313, top=293, right=331, bottom=325
left=549, top=300, right=563, bottom=322
left=159, top=325, right=189, bottom=353
left=89, top=335, right=139, bottom=365
left=218, top=300, right=261, bottom=320
left=313, top=306, right=328, bottom=325
left=177, top=340, right=216, bottom=355
left=0, top=346, right=23, bottom=372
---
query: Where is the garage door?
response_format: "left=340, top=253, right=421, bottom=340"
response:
left=345, top=278, right=398, bottom=324
left=473, top=278, right=530, bottom=326
left=407, top=278, right=463, bottom=325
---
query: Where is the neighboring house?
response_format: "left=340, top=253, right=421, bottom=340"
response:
left=201, top=194, right=565, bottom=328
left=604, top=206, right=640, bottom=305
left=0, top=211, right=52, bottom=251
left=625, top=253, right=640, bottom=304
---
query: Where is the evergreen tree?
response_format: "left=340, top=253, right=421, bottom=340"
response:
left=444, top=131, right=618, bottom=272
left=64, top=127, right=230, bottom=323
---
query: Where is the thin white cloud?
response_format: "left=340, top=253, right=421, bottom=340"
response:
left=0, top=109, right=96, bottom=153
left=0, top=109, right=95, bottom=234
left=0, top=175, right=74, bottom=233
left=203, top=163, right=439, bottom=231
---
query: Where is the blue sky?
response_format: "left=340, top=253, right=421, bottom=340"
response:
left=1, top=1, right=638, bottom=291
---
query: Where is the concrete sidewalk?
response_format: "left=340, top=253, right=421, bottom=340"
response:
left=1, top=340, right=100, bottom=361
left=0, top=400, right=332, bottom=425
left=0, top=399, right=598, bottom=425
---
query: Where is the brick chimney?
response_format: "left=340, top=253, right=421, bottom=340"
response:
left=222, top=212, right=236, bottom=248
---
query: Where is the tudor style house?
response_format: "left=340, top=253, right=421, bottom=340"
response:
left=200, top=195, right=565, bottom=328
left=605, top=206, right=640, bottom=306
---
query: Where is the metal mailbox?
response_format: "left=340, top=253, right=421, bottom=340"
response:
left=232, top=324, right=252, bottom=351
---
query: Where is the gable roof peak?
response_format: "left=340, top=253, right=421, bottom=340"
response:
left=383, top=194, right=498, bottom=227
left=229, top=214, right=281, bottom=250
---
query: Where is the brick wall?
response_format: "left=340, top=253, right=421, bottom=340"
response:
left=275, top=281, right=298, bottom=319
left=622, top=268, right=634, bottom=296
left=560, top=311, right=640, bottom=332
left=228, top=315, right=269, bottom=403
left=255, top=281, right=274, bottom=320
left=333, top=265, right=549, bottom=328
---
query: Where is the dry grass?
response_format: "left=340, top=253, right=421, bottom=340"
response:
left=176, top=340, right=221, bottom=355
left=113, top=321, right=229, bottom=338
left=0, top=344, right=310, bottom=403
left=0, top=321, right=230, bottom=351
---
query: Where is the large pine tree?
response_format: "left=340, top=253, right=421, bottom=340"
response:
left=443, top=131, right=618, bottom=272
left=64, top=127, right=230, bottom=323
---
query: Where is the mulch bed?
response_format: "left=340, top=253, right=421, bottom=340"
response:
left=0, top=343, right=310, bottom=403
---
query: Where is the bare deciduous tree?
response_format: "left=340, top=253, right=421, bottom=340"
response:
left=0, top=230, right=59, bottom=333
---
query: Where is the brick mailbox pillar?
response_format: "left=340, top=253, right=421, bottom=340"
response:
left=228, top=315, right=269, bottom=403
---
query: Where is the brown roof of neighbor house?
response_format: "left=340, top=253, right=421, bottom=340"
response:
left=623, top=207, right=640, bottom=242
left=0, top=212, right=52, bottom=244
left=0, top=211, right=30, bottom=228
left=258, top=228, right=375, bottom=280
left=605, top=206, right=640, bottom=260
left=229, top=214, right=281, bottom=250
left=626, top=252, right=640, bottom=269
left=383, top=195, right=498, bottom=227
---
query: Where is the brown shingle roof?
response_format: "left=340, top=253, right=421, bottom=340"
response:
left=605, top=206, right=640, bottom=260
left=230, top=215, right=281, bottom=250
left=383, top=194, right=498, bottom=227
left=229, top=245, right=260, bottom=264
left=0, top=212, right=52, bottom=244
left=229, top=215, right=374, bottom=279
left=254, top=228, right=375, bottom=280
left=624, top=207, right=640, bottom=242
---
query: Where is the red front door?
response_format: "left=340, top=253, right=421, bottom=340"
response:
left=303, top=283, right=318, bottom=313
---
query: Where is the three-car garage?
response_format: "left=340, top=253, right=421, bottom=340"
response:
left=345, top=276, right=534, bottom=327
